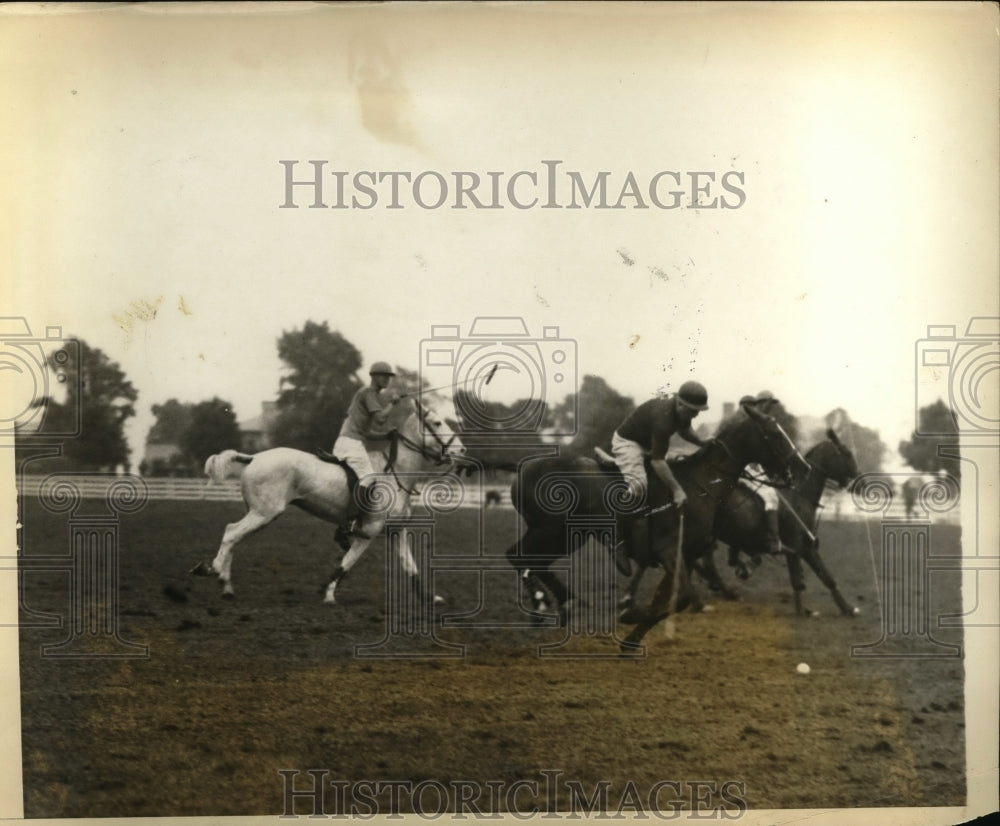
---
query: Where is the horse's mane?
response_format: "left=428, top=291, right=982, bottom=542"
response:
left=715, top=400, right=802, bottom=447
left=388, top=397, right=419, bottom=430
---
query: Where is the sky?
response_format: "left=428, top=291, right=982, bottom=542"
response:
left=3, top=2, right=997, bottom=468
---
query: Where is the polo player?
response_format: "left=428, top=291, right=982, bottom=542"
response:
left=332, top=361, right=401, bottom=543
left=610, top=380, right=712, bottom=569
left=739, top=390, right=785, bottom=555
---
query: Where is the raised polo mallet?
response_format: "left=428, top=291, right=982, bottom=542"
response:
left=402, top=362, right=499, bottom=398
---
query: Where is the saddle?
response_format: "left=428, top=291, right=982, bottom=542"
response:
left=314, top=449, right=360, bottom=490
left=314, top=431, right=400, bottom=491
left=593, top=445, right=691, bottom=473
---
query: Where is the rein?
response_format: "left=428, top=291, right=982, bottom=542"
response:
left=738, top=468, right=796, bottom=490
left=671, top=439, right=747, bottom=510
left=775, top=442, right=854, bottom=543
left=680, top=413, right=801, bottom=508
left=378, top=406, right=462, bottom=496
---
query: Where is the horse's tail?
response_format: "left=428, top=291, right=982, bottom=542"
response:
left=204, top=449, right=254, bottom=485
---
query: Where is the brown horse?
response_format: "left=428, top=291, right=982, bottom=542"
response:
left=624, top=429, right=860, bottom=618
left=506, top=399, right=808, bottom=653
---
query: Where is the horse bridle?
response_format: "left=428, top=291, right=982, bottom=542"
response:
left=387, top=401, right=461, bottom=468
left=372, top=403, right=463, bottom=498
left=714, top=411, right=804, bottom=486
left=806, top=439, right=856, bottom=491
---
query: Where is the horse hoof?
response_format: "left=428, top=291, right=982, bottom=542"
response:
left=222, top=590, right=235, bottom=600
left=701, top=604, right=716, bottom=613
left=617, top=595, right=634, bottom=610
left=189, top=561, right=212, bottom=577
left=848, top=606, right=861, bottom=617
left=433, top=594, right=446, bottom=606
left=618, top=643, right=644, bottom=658
left=323, top=595, right=336, bottom=605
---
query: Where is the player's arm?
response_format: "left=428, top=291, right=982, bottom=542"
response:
left=649, top=429, right=687, bottom=505
left=678, top=424, right=709, bottom=447
left=366, top=389, right=400, bottom=427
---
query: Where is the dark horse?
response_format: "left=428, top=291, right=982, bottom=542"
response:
left=505, top=400, right=808, bottom=653
left=626, top=429, right=860, bottom=618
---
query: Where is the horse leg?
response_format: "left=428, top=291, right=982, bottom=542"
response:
left=210, top=509, right=277, bottom=598
left=800, top=542, right=859, bottom=617
left=507, top=526, right=570, bottom=616
left=785, top=553, right=814, bottom=617
left=536, top=566, right=570, bottom=619
left=618, top=565, right=648, bottom=609
left=689, top=542, right=738, bottom=603
left=323, top=534, right=374, bottom=605
left=618, top=564, right=648, bottom=623
left=620, top=543, right=693, bottom=654
left=396, top=530, right=444, bottom=607
left=728, top=543, right=761, bottom=582
left=520, top=569, right=552, bottom=615
left=620, top=566, right=694, bottom=653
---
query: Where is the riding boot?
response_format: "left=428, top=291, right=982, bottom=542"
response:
left=614, top=519, right=632, bottom=576
left=765, top=509, right=782, bottom=555
left=349, top=483, right=382, bottom=538
left=629, top=516, right=651, bottom=568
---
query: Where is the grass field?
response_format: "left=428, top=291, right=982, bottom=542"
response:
left=17, top=498, right=966, bottom=817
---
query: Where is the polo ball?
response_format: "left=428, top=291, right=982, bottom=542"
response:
left=796, top=663, right=811, bottom=675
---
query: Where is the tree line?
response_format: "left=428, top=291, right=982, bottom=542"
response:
left=15, top=321, right=961, bottom=481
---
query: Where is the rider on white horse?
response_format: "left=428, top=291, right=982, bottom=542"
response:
left=333, top=361, right=401, bottom=540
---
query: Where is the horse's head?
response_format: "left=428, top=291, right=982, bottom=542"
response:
left=400, top=398, right=466, bottom=467
left=805, top=428, right=858, bottom=489
left=722, top=399, right=810, bottom=483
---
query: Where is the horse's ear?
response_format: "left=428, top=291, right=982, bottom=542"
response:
left=827, top=428, right=840, bottom=445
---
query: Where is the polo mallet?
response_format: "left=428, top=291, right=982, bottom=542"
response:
left=664, top=507, right=685, bottom=640
left=401, top=362, right=499, bottom=399
left=775, top=490, right=817, bottom=544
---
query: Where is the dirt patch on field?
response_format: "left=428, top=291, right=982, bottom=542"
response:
left=18, top=500, right=965, bottom=817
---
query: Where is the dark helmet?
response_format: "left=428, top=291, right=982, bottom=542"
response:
left=756, top=390, right=775, bottom=402
left=677, top=380, right=709, bottom=411
left=369, top=361, right=396, bottom=376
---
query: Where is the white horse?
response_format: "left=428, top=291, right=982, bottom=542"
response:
left=195, top=400, right=465, bottom=604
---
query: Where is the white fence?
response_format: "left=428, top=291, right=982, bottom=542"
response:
left=15, top=476, right=959, bottom=523
left=16, top=475, right=512, bottom=508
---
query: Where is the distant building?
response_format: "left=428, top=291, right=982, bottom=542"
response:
left=239, top=401, right=279, bottom=452
left=139, top=442, right=184, bottom=476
